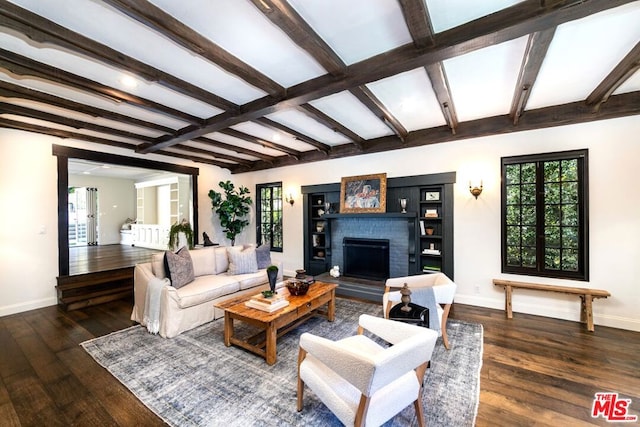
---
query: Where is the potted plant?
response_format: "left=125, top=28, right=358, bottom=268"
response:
left=208, top=180, right=252, bottom=246
left=425, top=225, right=434, bottom=236
left=168, top=219, right=194, bottom=250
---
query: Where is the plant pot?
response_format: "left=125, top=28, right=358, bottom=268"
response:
left=426, top=227, right=434, bottom=236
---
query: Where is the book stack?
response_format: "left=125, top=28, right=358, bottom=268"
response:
left=245, top=291, right=290, bottom=312
left=422, top=266, right=442, bottom=273
left=424, top=209, right=438, bottom=218
left=422, top=248, right=441, bottom=255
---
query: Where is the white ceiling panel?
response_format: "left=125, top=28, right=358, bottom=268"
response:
left=426, top=0, right=524, bottom=33
left=7, top=0, right=267, bottom=104
left=208, top=132, right=287, bottom=157
left=288, top=0, right=412, bottom=65
left=0, top=74, right=190, bottom=130
left=149, top=0, right=327, bottom=87
left=266, top=110, right=352, bottom=145
left=366, top=68, right=446, bottom=131
left=527, top=2, right=640, bottom=109
left=231, top=122, right=318, bottom=152
left=444, top=36, right=529, bottom=121
left=614, top=69, right=640, bottom=95
left=309, top=91, right=393, bottom=139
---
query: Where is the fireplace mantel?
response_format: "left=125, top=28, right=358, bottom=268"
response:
left=324, top=212, right=417, bottom=219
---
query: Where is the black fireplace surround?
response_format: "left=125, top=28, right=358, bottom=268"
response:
left=343, top=237, right=390, bottom=281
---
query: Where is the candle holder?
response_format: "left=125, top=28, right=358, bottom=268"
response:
left=399, top=198, right=407, bottom=214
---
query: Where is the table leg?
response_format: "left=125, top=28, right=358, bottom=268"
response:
left=223, top=312, right=233, bottom=347
left=265, top=321, right=277, bottom=365
left=505, top=285, right=513, bottom=319
left=583, top=295, right=595, bottom=332
left=327, top=290, right=336, bottom=322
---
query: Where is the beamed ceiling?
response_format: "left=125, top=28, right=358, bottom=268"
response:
left=1, top=0, right=639, bottom=174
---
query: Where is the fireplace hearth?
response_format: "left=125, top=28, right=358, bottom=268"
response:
left=343, top=237, right=390, bottom=281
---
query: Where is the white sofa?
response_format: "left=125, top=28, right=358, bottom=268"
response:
left=131, top=245, right=282, bottom=338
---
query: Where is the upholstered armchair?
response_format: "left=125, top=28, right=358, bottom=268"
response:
left=383, top=273, right=457, bottom=349
left=297, top=314, right=438, bottom=427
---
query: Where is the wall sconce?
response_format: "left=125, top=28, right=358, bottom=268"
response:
left=285, top=193, right=295, bottom=206
left=469, top=180, right=483, bottom=199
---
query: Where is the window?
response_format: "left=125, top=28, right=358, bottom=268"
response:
left=256, top=182, right=283, bottom=252
left=501, top=150, right=589, bottom=280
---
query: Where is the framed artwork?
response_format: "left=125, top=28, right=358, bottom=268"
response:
left=425, top=191, right=440, bottom=201
left=340, top=173, right=387, bottom=213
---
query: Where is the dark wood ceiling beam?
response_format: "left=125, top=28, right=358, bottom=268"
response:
left=249, top=0, right=345, bottom=76
left=0, top=49, right=203, bottom=125
left=0, top=1, right=238, bottom=112
left=230, top=90, right=640, bottom=173
left=141, top=0, right=634, bottom=152
left=296, top=104, right=364, bottom=149
left=0, top=101, right=157, bottom=143
left=510, top=28, right=556, bottom=125
left=194, top=136, right=275, bottom=162
left=586, top=41, right=640, bottom=110
left=0, top=81, right=175, bottom=134
left=254, top=117, right=331, bottom=154
left=171, top=143, right=251, bottom=165
left=398, top=0, right=435, bottom=49
left=102, top=0, right=284, bottom=97
left=425, top=63, right=459, bottom=134
left=348, top=86, right=408, bottom=141
left=219, top=128, right=300, bottom=158
left=0, top=116, right=230, bottom=168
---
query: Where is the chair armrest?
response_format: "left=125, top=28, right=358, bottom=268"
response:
left=300, top=333, right=377, bottom=394
left=358, top=314, right=437, bottom=345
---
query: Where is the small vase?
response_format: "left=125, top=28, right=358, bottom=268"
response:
left=267, top=268, right=278, bottom=292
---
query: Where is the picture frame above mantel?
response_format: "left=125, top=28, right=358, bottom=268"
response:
left=340, top=172, right=387, bottom=214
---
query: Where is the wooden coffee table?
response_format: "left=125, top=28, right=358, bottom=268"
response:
left=214, top=281, right=337, bottom=365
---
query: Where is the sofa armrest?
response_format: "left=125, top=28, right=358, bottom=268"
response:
left=131, top=262, right=156, bottom=323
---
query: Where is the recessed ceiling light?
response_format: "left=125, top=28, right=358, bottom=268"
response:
left=120, top=75, right=138, bottom=89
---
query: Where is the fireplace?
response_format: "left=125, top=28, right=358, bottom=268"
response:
left=343, top=237, right=390, bottom=281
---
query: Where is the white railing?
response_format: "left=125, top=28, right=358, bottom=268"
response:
left=131, top=224, right=170, bottom=250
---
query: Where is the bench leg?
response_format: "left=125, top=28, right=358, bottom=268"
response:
left=581, top=295, right=595, bottom=332
left=505, top=285, right=513, bottom=319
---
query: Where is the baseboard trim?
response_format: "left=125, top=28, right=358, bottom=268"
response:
left=455, top=294, right=640, bottom=332
left=0, top=297, right=58, bottom=317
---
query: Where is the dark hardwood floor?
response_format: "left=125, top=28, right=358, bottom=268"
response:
left=69, top=244, right=161, bottom=275
left=1, top=298, right=638, bottom=426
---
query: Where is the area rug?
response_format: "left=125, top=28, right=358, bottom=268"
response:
left=82, top=299, right=483, bottom=426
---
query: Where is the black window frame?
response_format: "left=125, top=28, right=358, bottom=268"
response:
left=256, top=182, right=283, bottom=252
left=501, top=149, right=589, bottom=281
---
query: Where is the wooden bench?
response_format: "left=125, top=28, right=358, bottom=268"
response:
left=493, top=279, right=611, bottom=332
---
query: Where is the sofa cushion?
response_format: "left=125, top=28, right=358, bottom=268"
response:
left=151, top=252, right=166, bottom=279
left=214, top=247, right=229, bottom=274
left=164, top=247, right=195, bottom=289
left=189, top=246, right=217, bottom=277
left=236, top=270, right=270, bottom=290
left=227, top=246, right=258, bottom=275
left=255, top=244, right=272, bottom=269
left=173, top=275, right=241, bottom=309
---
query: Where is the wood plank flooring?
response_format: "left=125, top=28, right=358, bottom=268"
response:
left=1, top=299, right=638, bottom=426
left=69, top=244, right=160, bottom=275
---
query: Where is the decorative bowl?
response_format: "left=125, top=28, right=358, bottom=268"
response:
left=286, top=279, right=309, bottom=296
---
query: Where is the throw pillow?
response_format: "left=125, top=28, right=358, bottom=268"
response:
left=227, top=246, right=258, bottom=275
left=255, top=244, right=272, bottom=269
left=164, top=247, right=195, bottom=289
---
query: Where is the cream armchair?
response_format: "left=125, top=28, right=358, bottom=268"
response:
left=297, top=314, right=438, bottom=427
left=383, top=273, right=457, bottom=349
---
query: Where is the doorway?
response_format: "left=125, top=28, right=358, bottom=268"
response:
left=68, top=186, right=98, bottom=246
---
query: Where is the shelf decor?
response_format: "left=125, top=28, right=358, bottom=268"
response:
left=339, top=172, right=387, bottom=214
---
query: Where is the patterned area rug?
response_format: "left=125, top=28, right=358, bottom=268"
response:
left=82, top=298, right=483, bottom=426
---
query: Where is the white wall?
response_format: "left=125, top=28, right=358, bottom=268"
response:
left=1, top=117, right=638, bottom=331
left=237, top=116, right=640, bottom=332
left=68, top=174, right=137, bottom=244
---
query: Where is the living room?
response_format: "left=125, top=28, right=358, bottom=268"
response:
left=1, top=0, right=639, bottom=425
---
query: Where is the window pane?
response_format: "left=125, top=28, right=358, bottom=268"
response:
left=562, top=204, right=578, bottom=226
left=521, top=163, right=536, bottom=183
left=545, top=183, right=560, bottom=204
left=522, top=225, right=536, bottom=246
left=545, top=248, right=561, bottom=270
left=507, top=246, right=521, bottom=266
left=562, top=227, right=578, bottom=249
left=561, top=182, right=578, bottom=203
left=546, top=226, right=560, bottom=247
left=544, top=161, right=560, bottom=182
left=507, top=226, right=521, bottom=246
left=506, top=164, right=520, bottom=184
left=562, top=249, right=579, bottom=271
left=506, top=185, right=520, bottom=205
left=506, top=205, right=520, bottom=224
left=562, top=159, right=578, bottom=181
left=522, top=247, right=536, bottom=268
left=522, top=205, right=536, bottom=225
left=521, top=184, right=536, bottom=205
left=545, top=204, right=560, bottom=225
